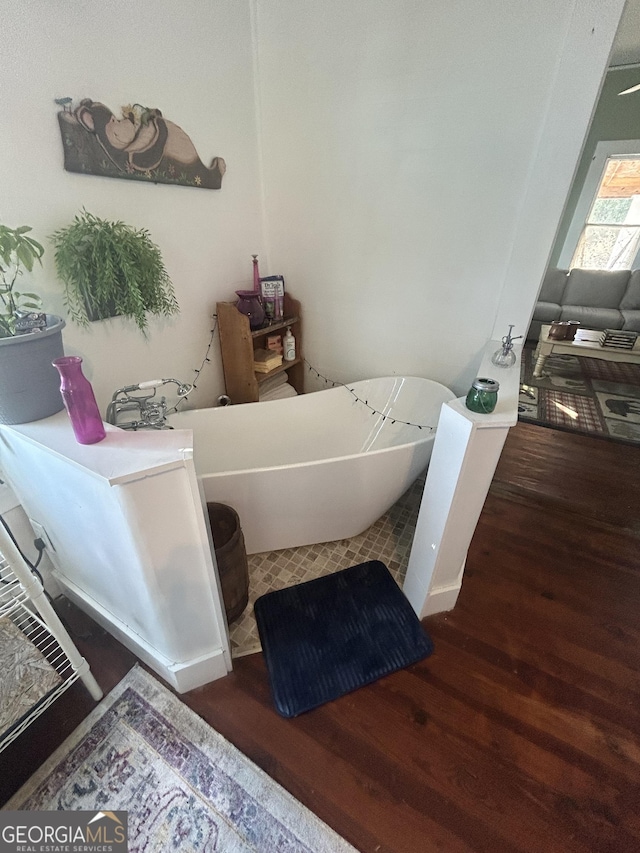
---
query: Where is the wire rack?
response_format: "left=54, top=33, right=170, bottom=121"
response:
left=0, top=529, right=103, bottom=753
left=0, top=551, right=28, bottom=612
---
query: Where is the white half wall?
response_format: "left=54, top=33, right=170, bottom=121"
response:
left=0, top=416, right=231, bottom=692
left=254, top=0, right=626, bottom=395
left=404, top=338, right=522, bottom=617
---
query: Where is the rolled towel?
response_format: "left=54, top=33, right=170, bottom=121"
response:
left=258, top=371, right=289, bottom=395
left=259, top=382, right=298, bottom=402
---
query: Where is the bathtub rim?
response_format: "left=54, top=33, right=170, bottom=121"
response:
left=166, top=374, right=455, bottom=478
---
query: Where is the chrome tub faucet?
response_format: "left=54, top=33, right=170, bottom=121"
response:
left=106, top=378, right=192, bottom=430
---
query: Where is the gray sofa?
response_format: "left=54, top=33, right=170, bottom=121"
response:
left=527, top=268, right=640, bottom=341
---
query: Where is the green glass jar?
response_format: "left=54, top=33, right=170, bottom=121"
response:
left=465, top=377, right=499, bottom=414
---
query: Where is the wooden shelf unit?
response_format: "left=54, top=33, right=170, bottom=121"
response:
left=217, top=292, right=303, bottom=404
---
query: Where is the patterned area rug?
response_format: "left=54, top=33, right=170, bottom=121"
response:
left=519, top=344, right=640, bottom=445
left=0, top=616, right=61, bottom=734
left=5, top=666, right=356, bottom=853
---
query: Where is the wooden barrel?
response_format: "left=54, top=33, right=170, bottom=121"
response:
left=207, top=502, right=249, bottom=624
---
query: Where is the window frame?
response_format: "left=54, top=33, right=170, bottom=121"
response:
left=559, top=139, right=640, bottom=270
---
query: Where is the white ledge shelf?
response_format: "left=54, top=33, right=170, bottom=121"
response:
left=0, top=412, right=194, bottom=486
left=448, top=338, right=523, bottom=428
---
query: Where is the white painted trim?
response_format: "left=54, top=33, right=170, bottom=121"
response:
left=0, top=413, right=194, bottom=487
left=56, top=573, right=229, bottom=693
left=249, top=0, right=271, bottom=273
left=192, top=467, right=233, bottom=672
left=165, top=651, right=230, bottom=694
left=558, top=138, right=640, bottom=268
left=420, top=581, right=464, bottom=617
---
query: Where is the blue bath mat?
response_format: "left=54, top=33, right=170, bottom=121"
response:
left=254, top=560, right=434, bottom=718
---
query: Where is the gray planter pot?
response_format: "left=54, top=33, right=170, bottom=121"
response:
left=0, top=316, right=66, bottom=424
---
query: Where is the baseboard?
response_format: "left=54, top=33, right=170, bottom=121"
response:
left=423, top=582, right=462, bottom=616
left=55, top=573, right=229, bottom=693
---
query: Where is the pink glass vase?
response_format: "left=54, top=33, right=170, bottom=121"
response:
left=52, top=356, right=106, bottom=445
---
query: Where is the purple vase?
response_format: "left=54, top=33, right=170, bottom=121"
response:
left=235, top=290, right=265, bottom=330
left=52, top=356, right=106, bottom=445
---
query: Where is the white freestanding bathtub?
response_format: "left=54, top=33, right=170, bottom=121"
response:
left=167, top=376, right=455, bottom=554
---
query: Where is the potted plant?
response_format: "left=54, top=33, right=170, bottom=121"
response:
left=0, top=224, right=46, bottom=337
left=50, top=210, right=179, bottom=334
left=0, top=223, right=66, bottom=425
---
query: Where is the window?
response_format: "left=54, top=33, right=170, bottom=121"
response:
left=560, top=141, right=640, bottom=271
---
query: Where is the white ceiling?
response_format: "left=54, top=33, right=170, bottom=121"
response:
left=610, top=0, right=640, bottom=66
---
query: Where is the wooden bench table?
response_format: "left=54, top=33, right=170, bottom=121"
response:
left=533, top=324, right=640, bottom=377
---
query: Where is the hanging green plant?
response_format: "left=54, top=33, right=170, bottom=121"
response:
left=50, top=210, right=179, bottom=334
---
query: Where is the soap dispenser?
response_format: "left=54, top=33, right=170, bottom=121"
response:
left=283, top=326, right=296, bottom=361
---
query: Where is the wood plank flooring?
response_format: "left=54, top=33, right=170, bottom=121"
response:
left=1, top=421, right=639, bottom=852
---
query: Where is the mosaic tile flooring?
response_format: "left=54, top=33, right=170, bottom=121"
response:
left=228, top=474, right=425, bottom=657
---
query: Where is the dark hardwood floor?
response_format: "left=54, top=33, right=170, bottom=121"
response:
left=1, top=421, right=639, bottom=852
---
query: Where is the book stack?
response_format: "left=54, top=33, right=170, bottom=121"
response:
left=253, top=347, right=283, bottom=373
left=599, top=329, right=639, bottom=349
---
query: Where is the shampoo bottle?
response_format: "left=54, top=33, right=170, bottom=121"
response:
left=283, top=326, right=296, bottom=361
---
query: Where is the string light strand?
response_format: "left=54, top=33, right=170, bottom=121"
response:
left=304, top=359, right=434, bottom=431
left=167, top=315, right=218, bottom=413
left=164, top=321, right=433, bottom=431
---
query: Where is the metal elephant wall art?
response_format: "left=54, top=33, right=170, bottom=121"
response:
left=56, top=98, right=226, bottom=189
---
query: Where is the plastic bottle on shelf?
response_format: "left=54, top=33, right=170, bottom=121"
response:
left=283, top=326, right=296, bottom=361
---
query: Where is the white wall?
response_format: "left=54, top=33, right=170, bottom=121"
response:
left=255, top=0, right=625, bottom=394
left=1, top=0, right=264, bottom=414
left=0, top=1, right=625, bottom=409
left=0, top=479, right=61, bottom=597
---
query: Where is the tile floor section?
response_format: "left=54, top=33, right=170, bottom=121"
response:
left=229, top=474, right=425, bottom=657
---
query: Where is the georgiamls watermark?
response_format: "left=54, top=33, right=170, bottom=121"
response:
left=0, top=811, right=128, bottom=852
